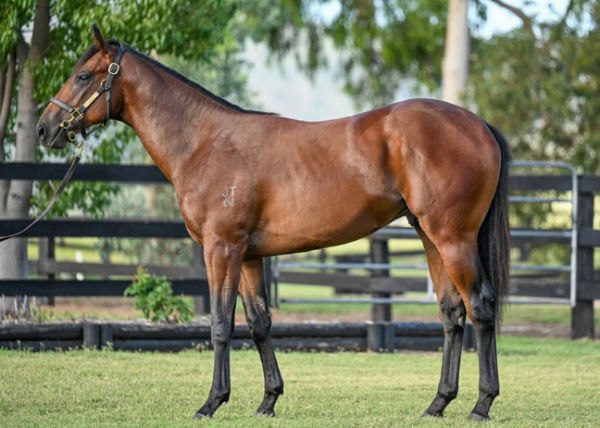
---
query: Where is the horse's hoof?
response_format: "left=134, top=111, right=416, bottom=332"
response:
left=192, top=411, right=212, bottom=420
left=422, top=411, right=443, bottom=418
left=255, top=410, right=275, bottom=417
left=468, top=412, right=489, bottom=421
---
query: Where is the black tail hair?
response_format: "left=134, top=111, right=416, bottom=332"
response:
left=478, top=123, right=511, bottom=324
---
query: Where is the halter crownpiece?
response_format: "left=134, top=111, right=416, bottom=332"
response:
left=50, top=46, right=126, bottom=144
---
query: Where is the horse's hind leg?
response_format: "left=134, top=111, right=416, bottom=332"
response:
left=467, top=259, right=499, bottom=421
left=239, top=258, right=284, bottom=416
left=417, top=227, right=466, bottom=418
left=435, top=237, right=499, bottom=420
left=194, top=239, right=244, bottom=419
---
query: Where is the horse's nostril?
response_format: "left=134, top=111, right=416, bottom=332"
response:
left=37, top=123, right=47, bottom=139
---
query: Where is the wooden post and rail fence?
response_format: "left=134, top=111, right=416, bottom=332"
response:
left=0, top=162, right=598, bottom=341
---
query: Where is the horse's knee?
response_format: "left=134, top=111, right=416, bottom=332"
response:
left=211, top=316, right=234, bottom=346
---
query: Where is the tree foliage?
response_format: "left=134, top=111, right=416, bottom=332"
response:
left=468, top=0, right=600, bottom=172
left=239, top=0, right=448, bottom=107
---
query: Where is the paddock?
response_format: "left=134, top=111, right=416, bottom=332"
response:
left=1, top=336, right=599, bottom=426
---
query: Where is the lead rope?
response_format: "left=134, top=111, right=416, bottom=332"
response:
left=0, top=138, right=85, bottom=243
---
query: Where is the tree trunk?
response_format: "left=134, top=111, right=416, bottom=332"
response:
left=0, top=0, right=49, bottom=318
left=442, top=0, right=470, bottom=106
left=0, top=51, right=17, bottom=155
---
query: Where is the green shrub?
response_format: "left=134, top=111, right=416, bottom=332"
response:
left=125, top=267, right=194, bottom=323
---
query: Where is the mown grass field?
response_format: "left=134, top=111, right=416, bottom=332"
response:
left=1, top=336, right=599, bottom=427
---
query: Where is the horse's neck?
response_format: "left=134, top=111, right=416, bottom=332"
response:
left=119, top=54, right=237, bottom=183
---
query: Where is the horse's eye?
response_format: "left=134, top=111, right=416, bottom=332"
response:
left=77, top=72, right=92, bottom=81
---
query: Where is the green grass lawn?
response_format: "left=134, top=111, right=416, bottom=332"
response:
left=0, top=336, right=598, bottom=427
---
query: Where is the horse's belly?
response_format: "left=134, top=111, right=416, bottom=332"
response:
left=248, top=191, right=404, bottom=257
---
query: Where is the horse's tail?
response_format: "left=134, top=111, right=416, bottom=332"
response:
left=478, top=123, right=511, bottom=324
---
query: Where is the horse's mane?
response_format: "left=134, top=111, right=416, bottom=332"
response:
left=126, top=44, right=274, bottom=116
left=78, top=40, right=274, bottom=116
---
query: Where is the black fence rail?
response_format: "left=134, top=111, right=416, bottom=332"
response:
left=275, top=227, right=576, bottom=299
left=0, top=163, right=212, bottom=309
left=0, top=163, right=598, bottom=339
left=0, top=321, right=476, bottom=353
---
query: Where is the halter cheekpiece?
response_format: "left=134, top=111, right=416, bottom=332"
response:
left=50, top=46, right=126, bottom=144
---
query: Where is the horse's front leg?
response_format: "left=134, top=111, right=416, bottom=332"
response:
left=194, top=237, right=245, bottom=419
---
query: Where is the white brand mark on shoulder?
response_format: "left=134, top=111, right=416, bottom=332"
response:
left=222, top=186, right=236, bottom=207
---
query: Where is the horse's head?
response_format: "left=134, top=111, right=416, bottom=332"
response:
left=37, top=24, right=125, bottom=148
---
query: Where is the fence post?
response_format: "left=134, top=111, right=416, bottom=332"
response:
left=367, top=322, right=395, bottom=352
left=572, top=184, right=595, bottom=339
left=370, top=238, right=391, bottom=322
left=100, top=324, right=113, bottom=349
left=36, top=237, right=55, bottom=306
left=83, top=323, right=100, bottom=350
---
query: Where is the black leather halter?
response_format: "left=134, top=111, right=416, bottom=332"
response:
left=50, top=46, right=126, bottom=144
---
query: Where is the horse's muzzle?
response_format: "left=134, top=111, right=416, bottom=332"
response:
left=36, top=119, right=67, bottom=149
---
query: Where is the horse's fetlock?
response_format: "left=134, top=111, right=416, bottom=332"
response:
left=438, top=384, right=458, bottom=401
left=210, top=388, right=230, bottom=404
left=267, top=382, right=284, bottom=396
left=480, top=386, right=499, bottom=399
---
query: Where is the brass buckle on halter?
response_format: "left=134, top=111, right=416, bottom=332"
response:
left=59, top=109, right=82, bottom=143
left=70, top=108, right=84, bottom=122
left=67, top=130, right=78, bottom=142
left=108, top=63, right=120, bottom=75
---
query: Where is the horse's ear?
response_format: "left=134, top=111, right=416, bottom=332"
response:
left=91, top=24, right=108, bottom=56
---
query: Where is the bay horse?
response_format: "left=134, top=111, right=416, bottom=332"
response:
left=37, top=25, right=510, bottom=421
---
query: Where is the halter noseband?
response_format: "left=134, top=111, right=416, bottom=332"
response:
left=50, top=46, right=126, bottom=145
